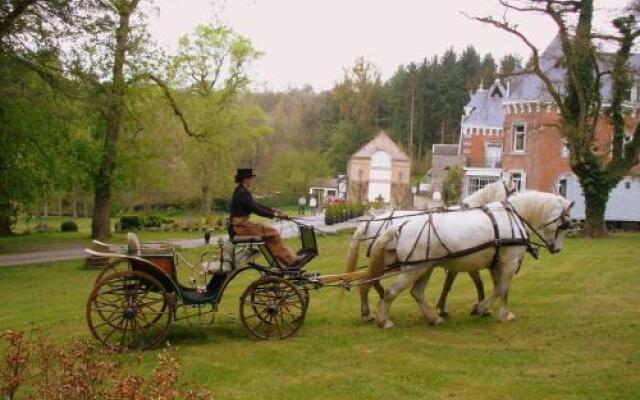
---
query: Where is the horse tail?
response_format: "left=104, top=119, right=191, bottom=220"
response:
left=365, top=227, right=398, bottom=281
left=345, top=222, right=368, bottom=273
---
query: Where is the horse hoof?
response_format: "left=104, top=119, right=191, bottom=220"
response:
left=430, top=316, right=444, bottom=326
left=362, top=314, right=376, bottom=322
left=471, top=302, right=490, bottom=316
left=438, top=310, right=449, bottom=318
left=380, top=320, right=394, bottom=329
left=498, top=311, right=515, bottom=322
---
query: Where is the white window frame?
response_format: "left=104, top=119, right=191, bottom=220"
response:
left=561, top=140, right=570, bottom=158
left=557, top=178, right=568, bottom=198
left=467, top=176, right=499, bottom=196
left=512, top=123, right=527, bottom=153
left=485, top=142, right=503, bottom=168
left=509, top=170, right=526, bottom=192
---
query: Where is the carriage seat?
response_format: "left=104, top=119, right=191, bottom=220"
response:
left=230, top=235, right=264, bottom=245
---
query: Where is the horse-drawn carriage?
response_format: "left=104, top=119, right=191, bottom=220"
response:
left=85, top=181, right=575, bottom=351
left=86, top=222, right=326, bottom=350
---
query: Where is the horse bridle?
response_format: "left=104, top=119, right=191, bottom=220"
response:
left=506, top=201, right=574, bottom=255
left=502, top=181, right=517, bottom=197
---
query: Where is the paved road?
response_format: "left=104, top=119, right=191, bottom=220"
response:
left=0, top=216, right=360, bottom=268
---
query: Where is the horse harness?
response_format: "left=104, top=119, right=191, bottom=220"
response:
left=397, top=201, right=570, bottom=272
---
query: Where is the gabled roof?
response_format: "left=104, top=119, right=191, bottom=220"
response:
left=350, top=130, right=410, bottom=162
left=462, top=79, right=506, bottom=128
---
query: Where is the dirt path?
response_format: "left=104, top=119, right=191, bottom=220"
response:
left=0, top=217, right=358, bottom=267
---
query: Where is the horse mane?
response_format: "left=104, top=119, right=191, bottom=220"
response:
left=508, top=191, right=568, bottom=227
left=462, top=181, right=503, bottom=208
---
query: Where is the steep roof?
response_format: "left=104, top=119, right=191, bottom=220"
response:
left=507, top=34, right=640, bottom=103
left=462, top=79, right=506, bottom=128
left=350, top=130, right=410, bottom=162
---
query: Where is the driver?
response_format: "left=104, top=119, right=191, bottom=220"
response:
left=229, top=168, right=303, bottom=269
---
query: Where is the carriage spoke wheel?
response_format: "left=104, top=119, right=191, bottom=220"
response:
left=87, top=270, right=173, bottom=351
left=240, top=277, right=306, bottom=340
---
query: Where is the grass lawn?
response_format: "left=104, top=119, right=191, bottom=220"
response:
left=0, top=214, right=225, bottom=254
left=1, top=233, right=639, bottom=399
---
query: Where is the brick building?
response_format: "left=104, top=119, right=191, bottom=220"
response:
left=457, top=36, right=640, bottom=221
left=347, top=130, right=412, bottom=207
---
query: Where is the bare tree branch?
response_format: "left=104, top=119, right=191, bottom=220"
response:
left=145, top=74, right=207, bottom=140
left=464, top=12, right=566, bottom=113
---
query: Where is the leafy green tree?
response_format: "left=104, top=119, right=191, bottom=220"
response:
left=499, top=54, right=523, bottom=77
left=325, top=57, right=383, bottom=172
left=265, top=149, right=331, bottom=195
left=480, top=53, right=497, bottom=86
left=170, top=24, right=268, bottom=220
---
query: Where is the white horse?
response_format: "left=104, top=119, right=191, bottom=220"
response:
left=345, top=177, right=517, bottom=321
left=366, top=191, right=573, bottom=329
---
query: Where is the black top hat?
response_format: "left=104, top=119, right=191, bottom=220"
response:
left=235, top=168, right=256, bottom=183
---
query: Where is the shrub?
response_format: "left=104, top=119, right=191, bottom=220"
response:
left=324, top=206, right=335, bottom=225
left=0, top=330, right=213, bottom=400
left=59, top=221, right=78, bottom=232
left=142, top=215, right=163, bottom=228
left=119, top=215, right=143, bottom=231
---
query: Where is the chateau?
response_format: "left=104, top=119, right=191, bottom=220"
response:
left=430, top=36, right=640, bottom=222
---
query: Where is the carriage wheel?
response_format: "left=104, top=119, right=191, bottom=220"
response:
left=94, top=259, right=128, bottom=286
left=87, top=270, right=173, bottom=351
left=239, top=276, right=306, bottom=340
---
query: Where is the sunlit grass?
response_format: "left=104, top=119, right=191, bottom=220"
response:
left=1, top=233, right=639, bottom=399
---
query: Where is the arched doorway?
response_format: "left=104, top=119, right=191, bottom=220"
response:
left=368, top=150, right=391, bottom=202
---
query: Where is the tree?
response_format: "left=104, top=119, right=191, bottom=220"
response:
left=170, top=24, right=267, bottom=220
left=472, top=0, right=640, bottom=237
left=499, top=53, right=523, bottom=76
left=325, top=57, right=383, bottom=171
left=0, top=0, right=88, bottom=234
left=480, top=53, right=498, bottom=86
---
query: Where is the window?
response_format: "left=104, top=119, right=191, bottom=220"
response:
left=558, top=179, right=567, bottom=198
left=511, top=172, right=525, bottom=192
left=485, top=143, right=502, bottom=168
left=561, top=140, right=570, bottom=158
left=625, top=181, right=632, bottom=190
left=468, top=177, right=499, bottom=194
left=512, top=123, right=526, bottom=152
left=625, top=84, right=637, bottom=103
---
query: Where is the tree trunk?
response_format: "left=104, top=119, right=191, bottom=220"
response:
left=0, top=202, right=12, bottom=235
left=90, top=2, right=135, bottom=239
left=71, top=190, right=77, bottom=218
left=582, top=185, right=608, bottom=237
left=201, top=184, right=213, bottom=223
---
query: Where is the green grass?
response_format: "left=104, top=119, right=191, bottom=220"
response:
left=0, top=214, right=228, bottom=254
left=1, top=233, right=639, bottom=399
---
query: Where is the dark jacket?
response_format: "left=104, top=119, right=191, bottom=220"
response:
left=230, top=185, right=275, bottom=218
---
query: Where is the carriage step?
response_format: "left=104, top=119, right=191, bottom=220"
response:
left=181, top=288, right=218, bottom=304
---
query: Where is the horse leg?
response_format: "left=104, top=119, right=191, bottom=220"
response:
left=436, top=270, right=458, bottom=318
left=359, top=283, right=376, bottom=322
left=373, top=281, right=385, bottom=299
left=471, top=267, right=500, bottom=316
left=495, top=263, right=517, bottom=322
left=411, top=268, right=443, bottom=326
left=377, top=269, right=423, bottom=329
left=468, top=271, right=490, bottom=316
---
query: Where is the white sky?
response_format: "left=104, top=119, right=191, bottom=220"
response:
left=148, top=0, right=630, bottom=92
